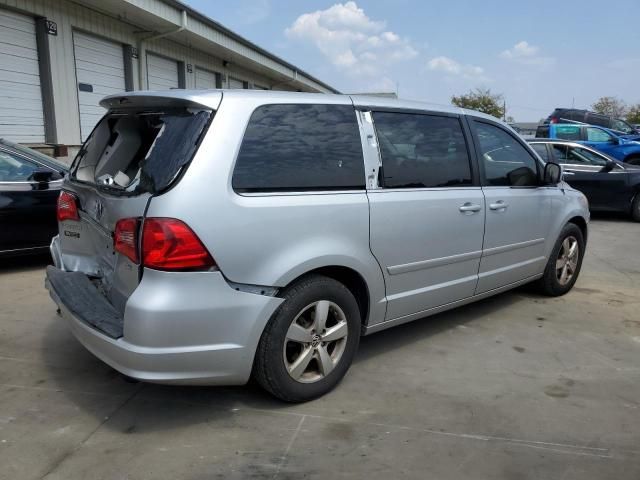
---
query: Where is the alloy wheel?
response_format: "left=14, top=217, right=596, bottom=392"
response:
left=283, top=300, right=349, bottom=383
left=556, top=236, right=579, bottom=286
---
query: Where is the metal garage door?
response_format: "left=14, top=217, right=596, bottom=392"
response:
left=147, top=53, right=179, bottom=90
left=228, top=77, right=245, bottom=89
left=73, top=31, right=126, bottom=141
left=195, top=68, right=217, bottom=89
left=0, top=9, right=45, bottom=143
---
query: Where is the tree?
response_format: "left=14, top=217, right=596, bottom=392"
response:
left=506, top=115, right=515, bottom=123
left=591, top=96, right=627, bottom=118
left=626, top=104, right=640, bottom=125
left=451, top=88, right=505, bottom=119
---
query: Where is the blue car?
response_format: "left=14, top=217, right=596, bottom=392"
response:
left=535, top=123, right=640, bottom=165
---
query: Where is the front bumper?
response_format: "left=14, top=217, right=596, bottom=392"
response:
left=45, top=255, right=283, bottom=385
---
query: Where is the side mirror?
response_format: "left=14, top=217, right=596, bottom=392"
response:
left=29, top=168, right=56, bottom=183
left=543, top=162, right=562, bottom=185
left=602, top=160, right=616, bottom=172
left=609, top=137, right=620, bottom=145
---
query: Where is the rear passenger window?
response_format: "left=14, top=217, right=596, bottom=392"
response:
left=473, top=121, right=539, bottom=187
left=372, top=112, right=472, bottom=188
left=232, top=104, right=364, bottom=192
left=555, top=125, right=581, bottom=141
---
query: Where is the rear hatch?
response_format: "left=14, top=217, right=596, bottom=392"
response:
left=57, top=94, right=216, bottom=314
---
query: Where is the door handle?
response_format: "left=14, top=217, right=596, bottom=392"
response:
left=489, top=201, right=508, bottom=211
left=459, top=203, right=481, bottom=213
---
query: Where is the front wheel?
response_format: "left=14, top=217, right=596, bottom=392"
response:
left=253, top=275, right=361, bottom=402
left=537, top=223, right=585, bottom=296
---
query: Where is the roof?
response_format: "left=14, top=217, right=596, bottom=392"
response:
left=101, top=89, right=510, bottom=124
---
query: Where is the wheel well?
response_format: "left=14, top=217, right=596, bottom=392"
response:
left=287, top=266, right=370, bottom=328
left=568, top=216, right=588, bottom=243
left=624, top=154, right=640, bottom=164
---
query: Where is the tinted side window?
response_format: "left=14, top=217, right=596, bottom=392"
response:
left=555, top=125, right=581, bottom=141
left=585, top=113, right=609, bottom=128
left=0, top=151, right=37, bottom=181
left=567, top=146, right=607, bottom=166
left=473, top=121, right=539, bottom=187
left=530, top=143, right=550, bottom=162
left=586, top=127, right=614, bottom=142
left=551, top=145, right=569, bottom=163
left=232, top=104, right=364, bottom=192
left=372, top=112, right=472, bottom=188
left=567, top=111, right=583, bottom=122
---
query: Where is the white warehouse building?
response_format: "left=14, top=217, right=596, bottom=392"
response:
left=0, top=0, right=337, bottom=158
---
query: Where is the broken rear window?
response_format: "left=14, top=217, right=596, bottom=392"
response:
left=70, top=107, right=212, bottom=195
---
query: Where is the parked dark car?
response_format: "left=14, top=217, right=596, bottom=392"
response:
left=535, top=123, right=640, bottom=165
left=541, top=108, right=638, bottom=135
left=528, top=138, right=640, bottom=221
left=0, top=139, right=67, bottom=257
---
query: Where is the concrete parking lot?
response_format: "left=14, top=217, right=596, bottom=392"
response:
left=1, top=216, right=639, bottom=480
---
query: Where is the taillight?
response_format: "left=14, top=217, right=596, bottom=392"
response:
left=57, top=191, right=79, bottom=222
left=114, top=218, right=140, bottom=264
left=142, top=218, right=215, bottom=271
left=550, top=116, right=558, bottom=124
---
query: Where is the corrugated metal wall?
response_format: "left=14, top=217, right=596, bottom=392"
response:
left=0, top=0, right=325, bottom=146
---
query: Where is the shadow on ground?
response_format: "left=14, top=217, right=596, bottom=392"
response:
left=0, top=252, right=52, bottom=274
left=589, top=211, right=634, bottom=223
left=40, top=283, right=540, bottom=434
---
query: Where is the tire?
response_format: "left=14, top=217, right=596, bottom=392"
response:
left=632, top=195, right=640, bottom=222
left=537, top=223, right=585, bottom=296
left=625, top=155, right=640, bottom=166
left=253, top=274, right=361, bottom=402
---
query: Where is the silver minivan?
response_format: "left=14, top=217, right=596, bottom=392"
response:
left=46, top=90, right=589, bottom=401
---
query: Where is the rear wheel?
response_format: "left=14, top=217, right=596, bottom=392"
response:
left=631, top=195, right=640, bottom=222
left=253, top=275, right=361, bottom=402
left=537, top=223, right=584, bottom=296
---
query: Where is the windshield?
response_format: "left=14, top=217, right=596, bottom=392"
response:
left=610, top=118, right=635, bottom=134
left=70, top=107, right=212, bottom=195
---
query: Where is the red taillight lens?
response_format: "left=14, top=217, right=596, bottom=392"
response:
left=57, top=191, right=79, bottom=222
left=114, top=218, right=140, bottom=264
left=550, top=116, right=558, bottom=124
left=142, top=218, right=215, bottom=271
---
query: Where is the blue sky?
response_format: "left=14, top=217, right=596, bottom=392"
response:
left=184, top=1, right=639, bottom=121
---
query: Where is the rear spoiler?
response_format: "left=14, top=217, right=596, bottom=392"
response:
left=100, top=91, right=222, bottom=111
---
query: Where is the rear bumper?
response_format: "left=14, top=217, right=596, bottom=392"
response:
left=45, top=253, right=283, bottom=385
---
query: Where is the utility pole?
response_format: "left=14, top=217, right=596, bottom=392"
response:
left=503, top=100, right=506, bottom=122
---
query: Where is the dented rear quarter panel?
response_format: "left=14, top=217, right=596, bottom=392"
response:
left=144, top=92, right=388, bottom=327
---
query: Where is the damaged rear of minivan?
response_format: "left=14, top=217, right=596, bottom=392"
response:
left=46, top=91, right=283, bottom=385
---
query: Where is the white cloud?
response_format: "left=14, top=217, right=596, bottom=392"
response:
left=285, top=1, right=418, bottom=77
left=427, top=56, right=486, bottom=79
left=500, top=41, right=555, bottom=66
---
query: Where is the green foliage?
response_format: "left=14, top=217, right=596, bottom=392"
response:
left=625, top=104, right=640, bottom=125
left=591, top=96, right=627, bottom=118
left=451, top=88, right=505, bottom=119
